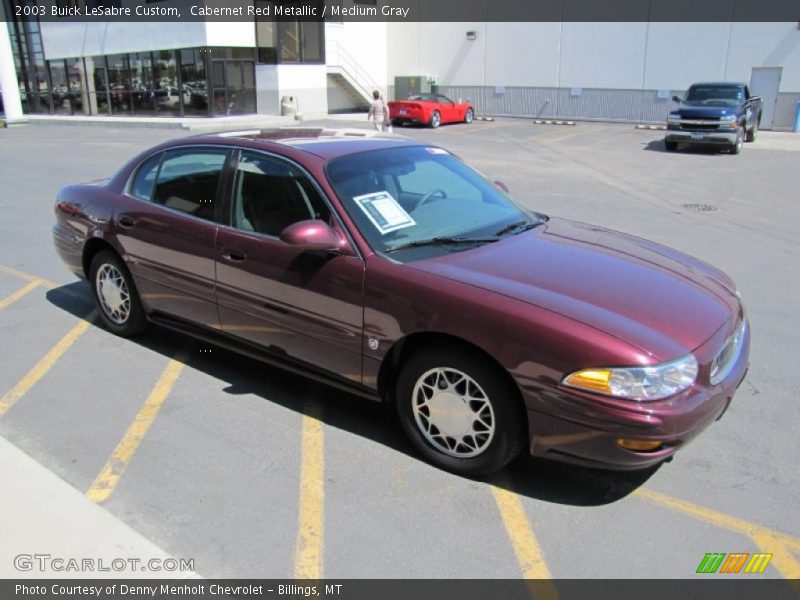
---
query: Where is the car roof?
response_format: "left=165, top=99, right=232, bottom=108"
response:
left=190, top=127, right=418, bottom=160
left=688, top=82, right=746, bottom=87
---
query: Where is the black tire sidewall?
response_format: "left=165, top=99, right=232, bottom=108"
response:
left=90, top=250, right=148, bottom=337
left=396, top=347, right=526, bottom=477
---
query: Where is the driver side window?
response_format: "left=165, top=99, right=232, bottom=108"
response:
left=231, top=151, right=330, bottom=237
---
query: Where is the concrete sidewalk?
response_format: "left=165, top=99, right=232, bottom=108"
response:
left=0, top=435, right=198, bottom=579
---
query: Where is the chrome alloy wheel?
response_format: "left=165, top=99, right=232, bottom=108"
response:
left=412, top=367, right=496, bottom=458
left=95, top=263, right=131, bottom=325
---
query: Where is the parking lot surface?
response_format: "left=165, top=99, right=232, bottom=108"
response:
left=1, top=118, right=799, bottom=584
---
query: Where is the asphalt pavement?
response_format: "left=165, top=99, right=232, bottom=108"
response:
left=0, top=117, right=798, bottom=586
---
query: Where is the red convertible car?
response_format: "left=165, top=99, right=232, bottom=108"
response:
left=388, top=93, right=474, bottom=128
left=53, top=128, right=748, bottom=476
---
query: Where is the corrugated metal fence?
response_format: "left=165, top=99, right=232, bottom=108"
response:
left=432, top=86, right=799, bottom=131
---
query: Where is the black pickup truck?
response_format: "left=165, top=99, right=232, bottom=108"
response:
left=665, top=82, right=762, bottom=154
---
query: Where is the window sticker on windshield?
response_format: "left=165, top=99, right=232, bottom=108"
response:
left=354, top=191, right=416, bottom=235
left=426, top=147, right=449, bottom=155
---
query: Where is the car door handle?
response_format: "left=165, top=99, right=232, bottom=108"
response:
left=118, top=216, right=136, bottom=229
left=221, top=247, right=247, bottom=262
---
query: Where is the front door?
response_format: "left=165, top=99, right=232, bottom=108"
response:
left=750, top=67, right=782, bottom=130
left=215, top=150, right=365, bottom=383
left=114, top=146, right=230, bottom=328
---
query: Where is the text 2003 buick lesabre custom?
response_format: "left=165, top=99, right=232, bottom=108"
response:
left=53, top=128, right=749, bottom=476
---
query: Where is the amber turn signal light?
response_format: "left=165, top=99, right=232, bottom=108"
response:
left=616, top=439, right=663, bottom=452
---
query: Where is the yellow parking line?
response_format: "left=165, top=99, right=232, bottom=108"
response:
left=490, top=474, right=557, bottom=596
left=86, top=350, right=187, bottom=503
left=0, top=264, right=59, bottom=289
left=0, top=280, right=41, bottom=311
left=293, top=400, right=325, bottom=579
left=635, top=488, right=800, bottom=581
left=0, top=316, right=94, bottom=418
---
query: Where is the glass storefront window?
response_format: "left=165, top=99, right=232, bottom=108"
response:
left=130, top=52, right=154, bottom=116
left=153, top=50, right=180, bottom=116
left=106, top=53, right=132, bottom=115
left=180, top=48, right=208, bottom=116
left=5, top=38, right=254, bottom=118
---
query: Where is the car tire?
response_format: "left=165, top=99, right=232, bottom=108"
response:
left=731, top=127, right=744, bottom=154
left=395, top=346, right=527, bottom=477
left=464, top=108, right=474, bottom=124
left=391, top=119, right=402, bottom=127
left=429, top=110, right=441, bottom=129
left=746, top=120, right=758, bottom=142
left=89, top=250, right=148, bottom=337
left=665, top=141, right=678, bottom=152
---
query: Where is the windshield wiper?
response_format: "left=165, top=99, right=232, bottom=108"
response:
left=385, top=236, right=500, bottom=253
left=493, top=220, right=544, bottom=237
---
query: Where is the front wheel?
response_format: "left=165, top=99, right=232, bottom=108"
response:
left=731, top=127, right=744, bottom=154
left=664, top=140, right=678, bottom=152
left=395, top=347, right=526, bottom=477
left=90, top=250, right=148, bottom=337
left=429, top=110, right=441, bottom=128
left=464, top=108, right=474, bottom=124
left=746, top=120, right=758, bottom=142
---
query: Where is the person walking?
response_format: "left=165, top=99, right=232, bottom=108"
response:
left=367, top=90, right=391, bottom=132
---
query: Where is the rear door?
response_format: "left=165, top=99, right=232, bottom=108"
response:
left=215, top=149, right=365, bottom=383
left=114, top=146, right=230, bottom=327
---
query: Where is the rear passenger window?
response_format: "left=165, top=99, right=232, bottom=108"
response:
left=129, top=153, right=162, bottom=201
left=152, top=148, right=228, bottom=221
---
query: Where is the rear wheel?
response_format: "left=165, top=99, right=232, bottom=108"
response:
left=665, top=140, right=678, bottom=152
left=395, top=346, right=526, bottom=477
left=89, top=250, right=148, bottom=337
left=429, top=110, right=441, bottom=128
left=464, top=108, right=474, bottom=124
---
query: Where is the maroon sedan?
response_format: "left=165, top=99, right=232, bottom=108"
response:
left=53, top=128, right=749, bottom=476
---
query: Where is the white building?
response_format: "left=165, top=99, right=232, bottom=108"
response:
left=1, top=0, right=798, bottom=129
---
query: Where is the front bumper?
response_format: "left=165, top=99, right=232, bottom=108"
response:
left=523, top=320, right=750, bottom=470
left=665, top=126, right=738, bottom=146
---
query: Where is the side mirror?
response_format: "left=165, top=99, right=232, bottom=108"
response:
left=493, top=180, right=509, bottom=194
left=672, top=95, right=682, bottom=103
left=750, top=95, right=761, bottom=103
left=280, top=219, right=349, bottom=253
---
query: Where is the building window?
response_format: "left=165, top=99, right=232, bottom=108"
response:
left=254, top=1, right=325, bottom=64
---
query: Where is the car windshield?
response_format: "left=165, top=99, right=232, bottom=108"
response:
left=326, top=145, right=543, bottom=260
left=684, top=85, right=743, bottom=107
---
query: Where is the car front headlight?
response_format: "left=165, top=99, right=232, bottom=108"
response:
left=562, top=353, right=698, bottom=401
left=667, top=113, right=681, bottom=122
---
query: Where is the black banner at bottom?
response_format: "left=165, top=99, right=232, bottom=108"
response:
left=3, top=579, right=799, bottom=600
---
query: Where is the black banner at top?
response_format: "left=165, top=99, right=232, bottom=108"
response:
left=4, top=0, right=800, bottom=22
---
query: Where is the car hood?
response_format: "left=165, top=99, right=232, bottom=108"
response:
left=409, top=218, right=739, bottom=360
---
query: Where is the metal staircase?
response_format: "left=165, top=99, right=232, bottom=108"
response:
left=326, top=42, right=385, bottom=111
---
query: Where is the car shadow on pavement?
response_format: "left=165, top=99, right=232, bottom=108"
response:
left=643, top=139, right=730, bottom=155
left=47, top=281, right=657, bottom=508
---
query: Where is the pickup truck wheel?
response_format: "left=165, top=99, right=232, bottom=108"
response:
left=665, top=141, right=678, bottom=152
left=731, top=128, right=744, bottom=155
left=746, top=121, right=758, bottom=142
